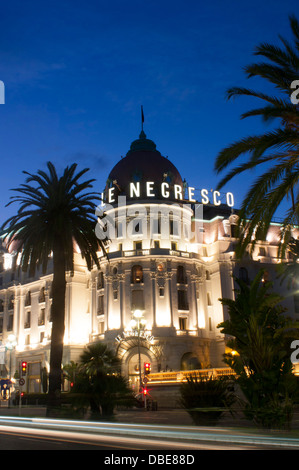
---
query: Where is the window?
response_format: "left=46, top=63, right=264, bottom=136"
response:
left=0, top=299, right=3, bottom=312
left=239, top=267, right=249, bottom=284
left=131, top=265, right=143, bottom=284
left=177, top=265, right=187, bottom=284
left=8, top=295, right=14, bottom=310
left=40, top=332, right=45, bottom=343
left=24, top=311, right=31, bottom=329
left=0, top=318, right=3, bottom=334
left=39, top=287, right=45, bottom=303
left=179, top=317, right=187, bottom=330
left=7, top=315, right=13, bottom=331
left=259, top=246, right=266, bottom=257
left=98, top=272, right=104, bottom=289
left=25, top=291, right=31, bottom=307
left=178, top=289, right=189, bottom=310
left=135, top=241, right=142, bottom=251
left=98, top=295, right=104, bottom=315
left=131, top=289, right=144, bottom=311
left=159, top=287, right=164, bottom=297
left=98, top=321, right=105, bottom=335
left=38, top=308, right=45, bottom=326
left=207, top=292, right=212, bottom=306
left=231, top=224, right=238, bottom=238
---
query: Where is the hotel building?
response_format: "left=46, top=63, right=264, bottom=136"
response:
left=0, top=130, right=297, bottom=394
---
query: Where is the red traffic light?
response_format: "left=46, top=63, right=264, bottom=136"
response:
left=21, top=361, right=27, bottom=376
left=144, top=362, right=151, bottom=374
left=143, top=388, right=148, bottom=395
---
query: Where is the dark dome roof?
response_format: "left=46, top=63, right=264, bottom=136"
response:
left=105, top=131, right=184, bottom=201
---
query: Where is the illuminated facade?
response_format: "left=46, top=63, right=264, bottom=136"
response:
left=0, top=130, right=298, bottom=393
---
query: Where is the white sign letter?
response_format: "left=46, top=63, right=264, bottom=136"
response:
left=188, top=186, right=196, bottom=202
left=213, top=191, right=221, bottom=206
left=130, top=182, right=140, bottom=198
left=226, top=192, right=234, bottom=207
left=161, top=182, right=169, bottom=198
left=174, top=184, right=182, bottom=200
left=201, top=189, right=209, bottom=205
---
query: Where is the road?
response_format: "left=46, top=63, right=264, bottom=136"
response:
left=0, top=416, right=298, bottom=451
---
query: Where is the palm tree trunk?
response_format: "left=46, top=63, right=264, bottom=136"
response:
left=46, top=241, right=66, bottom=415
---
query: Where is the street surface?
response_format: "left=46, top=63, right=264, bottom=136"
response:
left=0, top=416, right=298, bottom=451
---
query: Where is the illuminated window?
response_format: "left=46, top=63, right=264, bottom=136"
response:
left=131, top=265, right=143, bottom=284
left=179, top=317, right=187, bottom=330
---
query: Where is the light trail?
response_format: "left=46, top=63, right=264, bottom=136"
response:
left=0, top=416, right=298, bottom=449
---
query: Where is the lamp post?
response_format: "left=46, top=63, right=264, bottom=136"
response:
left=131, top=309, right=146, bottom=394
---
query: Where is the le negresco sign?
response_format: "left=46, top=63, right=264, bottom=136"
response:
left=103, top=181, right=234, bottom=207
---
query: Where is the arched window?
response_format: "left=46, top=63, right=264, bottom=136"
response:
left=131, top=265, right=143, bottom=284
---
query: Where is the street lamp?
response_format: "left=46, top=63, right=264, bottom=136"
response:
left=131, top=309, right=146, bottom=394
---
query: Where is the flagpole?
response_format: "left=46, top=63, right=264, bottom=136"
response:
left=141, top=105, right=144, bottom=131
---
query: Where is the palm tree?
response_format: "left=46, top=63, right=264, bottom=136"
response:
left=0, top=162, right=106, bottom=414
left=67, top=343, right=134, bottom=419
left=214, top=14, right=299, bottom=256
left=218, top=270, right=298, bottom=428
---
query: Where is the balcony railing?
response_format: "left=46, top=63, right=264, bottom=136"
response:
left=147, top=368, right=235, bottom=384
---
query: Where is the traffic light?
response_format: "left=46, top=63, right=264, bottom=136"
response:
left=21, top=361, right=27, bottom=376
left=144, top=362, right=151, bottom=375
left=143, top=388, right=148, bottom=396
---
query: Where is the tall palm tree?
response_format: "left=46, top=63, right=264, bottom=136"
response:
left=0, top=162, right=106, bottom=413
left=218, top=270, right=298, bottom=428
left=214, top=14, right=299, bottom=256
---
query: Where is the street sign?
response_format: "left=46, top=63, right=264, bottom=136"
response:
left=19, top=378, right=25, bottom=386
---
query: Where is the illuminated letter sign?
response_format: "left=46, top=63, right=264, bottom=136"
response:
left=106, top=181, right=234, bottom=208
left=130, top=182, right=140, bottom=198
left=161, top=182, right=169, bottom=198
left=213, top=191, right=221, bottom=206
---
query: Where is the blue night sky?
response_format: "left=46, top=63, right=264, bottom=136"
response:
left=0, top=0, right=297, bottom=224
